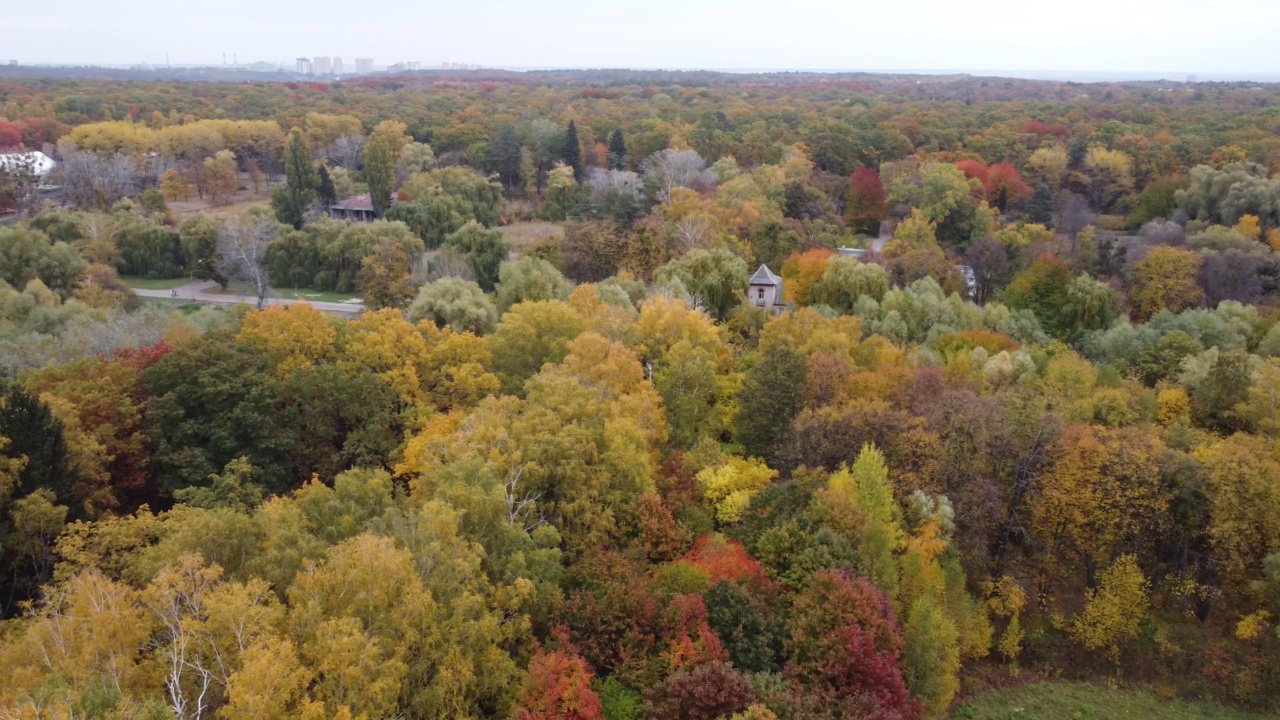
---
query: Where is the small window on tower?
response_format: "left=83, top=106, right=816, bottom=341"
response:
left=757, top=287, right=765, bottom=299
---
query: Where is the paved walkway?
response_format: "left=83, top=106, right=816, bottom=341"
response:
left=133, top=281, right=365, bottom=314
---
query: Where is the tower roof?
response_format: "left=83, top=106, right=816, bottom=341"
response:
left=749, top=264, right=782, bottom=286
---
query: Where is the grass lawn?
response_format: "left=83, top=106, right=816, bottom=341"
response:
left=215, top=282, right=361, bottom=304
left=950, top=682, right=1268, bottom=720
left=121, top=275, right=191, bottom=290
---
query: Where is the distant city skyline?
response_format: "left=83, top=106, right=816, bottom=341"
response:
left=6, top=0, right=1280, bottom=78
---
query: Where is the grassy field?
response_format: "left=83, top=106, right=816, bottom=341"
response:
left=950, top=682, right=1268, bottom=720
left=500, top=221, right=564, bottom=258
left=121, top=275, right=191, bottom=290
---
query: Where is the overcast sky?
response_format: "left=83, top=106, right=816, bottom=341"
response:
left=7, top=0, right=1280, bottom=78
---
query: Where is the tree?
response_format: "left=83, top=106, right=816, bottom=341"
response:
left=1002, top=255, right=1073, bottom=338
left=489, top=300, right=584, bottom=394
left=608, top=129, right=627, bottom=170
left=1071, top=554, right=1149, bottom=662
left=364, top=134, right=395, bottom=218
left=179, top=215, right=223, bottom=285
left=654, top=249, right=748, bottom=321
left=204, top=150, right=238, bottom=205
left=408, top=277, right=498, bottom=334
left=217, top=214, right=278, bottom=309
left=812, top=256, right=889, bottom=311
left=396, top=142, right=436, bottom=182
left=779, top=249, right=832, bottom=307
left=513, top=642, right=603, bottom=720
left=0, top=226, right=88, bottom=299
left=1083, top=146, right=1136, bottom=213
left=272, top=129, right=318, bottom=229
left=641, top=661, right=754, bottom=720
left=160, top=168, right=192, bottom=202
left=902, top=597, right=961, bottom=719
left=562, top=220, right=627, bottom=283
left=1131, top=246, right=1204, bottom=321
left=696, top=458, right=778, bottom=525
left=845, top=167, right=887, bottom=234
left=317, top=165, right=337, bottom=209
left=357, top=239, right=417, bottom=310
left=642, top=149, right=714, bottom=202
left=496, top=256, right=574, bottom=312
left=735, top=343, right=807, bottom=462
left=445, top=220, right=509, bottom=292
left=564, top=120, right=583, bottom=180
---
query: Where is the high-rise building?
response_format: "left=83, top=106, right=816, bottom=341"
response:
left=406, top=61, right=421, bottom=71
left=296, top=57, right=313, bottom=75
left=314, top=56, right=332, bottom=75
left=332, top=57, right=344, bottom=75
left=354, top=58, right=375, bottom=74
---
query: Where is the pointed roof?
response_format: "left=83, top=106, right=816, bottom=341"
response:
left=749, top=264, right=782, bottom=286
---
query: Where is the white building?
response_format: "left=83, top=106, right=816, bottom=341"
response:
left=314, top=56, right=332, bottom=75
left=332, top=57, right=344, bottom=75
left=296, top=57, right=313, bottom=75
left=748, top=264, right=787, bottom=315
left=354, top=58, right=375, bottom=74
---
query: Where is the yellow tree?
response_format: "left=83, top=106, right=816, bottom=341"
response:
left=1071, top=554, right=1149, bottom=662
left=237, top=304, right=338, bottom=376
left=696, top=457, right=778, bottom=524
left=1130, top=246, right=1204, bottom=321
left=1195, top=434, right=1280, bottom=590
left=1029, top=425, right=1168, bottom=585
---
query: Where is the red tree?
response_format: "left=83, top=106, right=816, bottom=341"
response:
left=846, top=167, right=887, bottom=233
left=1021, top=120, right=1071, bottom=138
left=513, top=640, right=604, bottom=720
left=986, top=162, right=1033, bottom=211
left=663, top=594, right=728, bottom=670
left=642, top=661, right=755, bottom=720
left=684, top=534, right=771, bottom=591
left=0, top=120, right=23, bottom=148
left=954, top=159, right=990, bottom=187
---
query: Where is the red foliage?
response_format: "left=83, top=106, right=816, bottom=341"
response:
left=955, top=159, right=990, bottom=186
left=513, top=644, right=604, bottom=720
left=636, top=492, right=691, bottom=563
left=785, top=571, right=917, bottom=719
left=641, top=660, right=755, bottom=720
left=846, top=167, right=887, bottom=231
left=1021, top=120, right=1071, bottom=138
left=0, top=120, right=23, bottom=149
left=20, top=117, right=71, bottom=146
left=657, top=452, right=700, bottom=512
left=562, top=552, right=661, bottom=683
left=115, top=341, right=176, bottom=374
left=986, top=162, right=1033, bottom=209
left=684, top=534, right=770, bottom=591
left=663, top=594, right=728, bottom=670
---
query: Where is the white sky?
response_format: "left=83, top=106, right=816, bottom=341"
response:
left=6, top=0, right=1280, bottom=77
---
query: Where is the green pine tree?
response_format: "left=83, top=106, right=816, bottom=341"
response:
left=608, top=129, right=627, bottom=170
left=563, top=120, right=582, bottom=180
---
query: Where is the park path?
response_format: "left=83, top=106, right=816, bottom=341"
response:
left=133, top=281, right=365, bottom=314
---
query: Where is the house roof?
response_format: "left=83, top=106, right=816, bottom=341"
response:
left=331, top=193, right=374, bottom=211
left=749, top=264, right=782, bottom=286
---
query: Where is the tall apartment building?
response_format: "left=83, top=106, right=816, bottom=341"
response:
left=332, top=57, right=344, bottom=75
left=313, top=56, right=332, bottom=75
left=354, top=58, right=375, bottom=74
left=296, top=57, right=313, bottom=75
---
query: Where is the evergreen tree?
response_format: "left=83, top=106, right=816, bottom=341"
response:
left=0, top=385, right=73, bottom=507
left=317, top=165, right=337, bottom=209
left=271, top=128, right=319, bottom=230
left=608, top=129, right=627, bottom=170
left=563, top=120, right=583, bottom=180
left=735, top=343, right=807, bottom=462
left=490, top=124, right=523, bottom=193
left=1027, top=183, right=1054, bottom=225
left=364, top=134, right=396, bottom=218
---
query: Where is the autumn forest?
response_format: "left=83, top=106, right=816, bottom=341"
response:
left=2, top=70, right=1280, bottom=719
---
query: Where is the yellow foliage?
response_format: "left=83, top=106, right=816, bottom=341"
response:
left=1235, top=610, right=1272, bottom=641
left=1157, top=385, right=1192, bottom=425
left=696, top=457, right=778, bottom=524
left=1233, top=214, right=1263, bottom=241
left=238, top=304, right=337, bottom=376
left=1071, top=554, right=1150, bottom=661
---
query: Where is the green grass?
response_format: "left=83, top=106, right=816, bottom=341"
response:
left=120, top=275, right=191, bottom=290
left=950, top=682, right=1268, bottom=720
left=218, top=283, right=361, bottom=304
